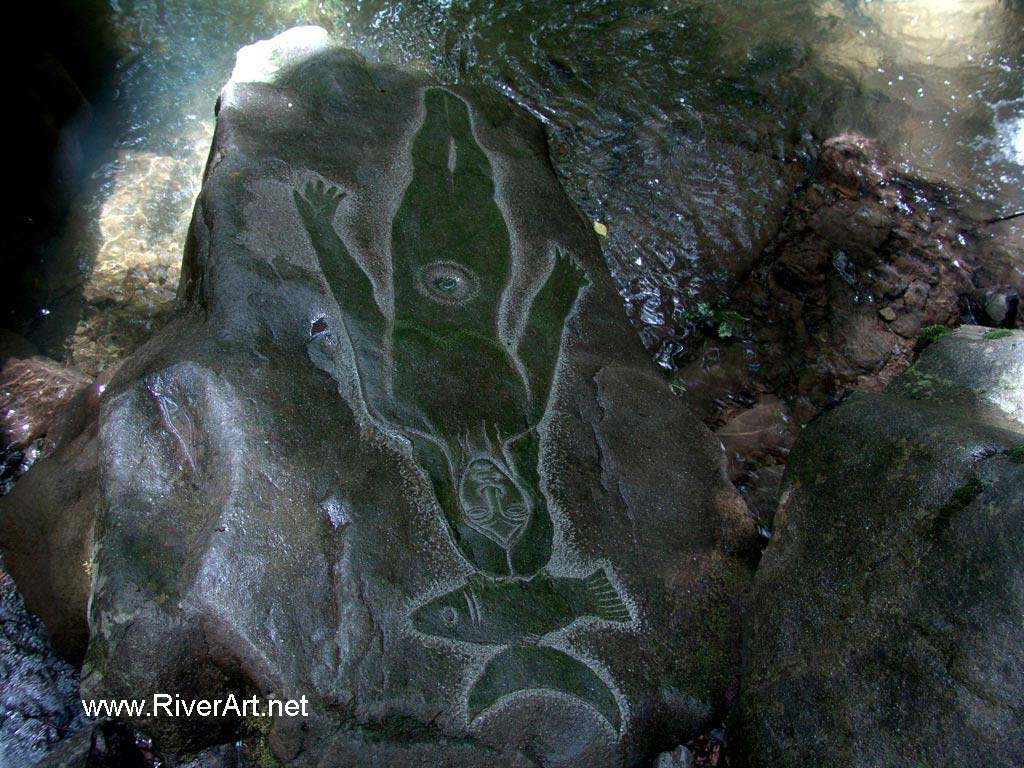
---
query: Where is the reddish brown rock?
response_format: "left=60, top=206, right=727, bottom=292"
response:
left=1, top=355, right=91, bottom=454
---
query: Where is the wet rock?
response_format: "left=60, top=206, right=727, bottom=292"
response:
left=0, top=332, right=92, bottom=501
left=964, top=285, right=1020, bottom=328
left=0, top=354, right=104, bottom=660
left=0, top=346, right=91, bottom=456
left=809, top=197, right=893, bottom=257
left=654, top=744, right=695, bottom=768
left=734, top=465, right=786, bottom=535
left=428, top=1, right=830, bottom=362
left=0, top=557, right=87, bottom=767
left=727, top=327, right=1024, bottom=767
left=714, top=396, right=797, bottom=483
left=816, top=134, right=891, bottom=193
left=670, top=130, right=1018, bottom=464
left=712, top=397, right=797, bottom=536
left=1, top=28, right=756, bottom=767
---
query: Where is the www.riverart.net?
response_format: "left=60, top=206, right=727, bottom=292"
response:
left=81, top=694, right=310, bottom=720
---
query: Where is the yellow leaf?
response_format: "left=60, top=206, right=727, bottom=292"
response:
left=593, top=221, right=608, bottom=237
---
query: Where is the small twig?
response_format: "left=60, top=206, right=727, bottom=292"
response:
left=983, top=210, right=1024, bottom=225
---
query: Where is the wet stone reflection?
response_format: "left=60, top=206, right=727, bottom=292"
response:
left=17, top=1, right=1023, bottom=378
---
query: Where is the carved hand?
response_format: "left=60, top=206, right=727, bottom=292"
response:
left=296, top=179, right=346, bottom=225
left=551, top=248, right=588, bottom=295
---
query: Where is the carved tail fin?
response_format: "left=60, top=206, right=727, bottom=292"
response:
left=467, top=646, right=621, bottom=732
left=582, top=568, right=631, bottom=623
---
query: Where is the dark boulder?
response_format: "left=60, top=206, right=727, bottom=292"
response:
left=0, top=333, right=93, bottom=495
left=2, top=27, right=756, bottom=767
left=728, top=326, right=1024, bottom=767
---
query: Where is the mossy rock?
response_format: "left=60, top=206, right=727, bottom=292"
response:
left=914, top=323, right=955, bottom=352
left=728, top=326, right=1024, bottom=767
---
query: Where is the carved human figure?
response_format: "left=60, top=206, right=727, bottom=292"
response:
left=295, top=87, right=628, bottom=731
left=295, top=87, right=587, bottom=579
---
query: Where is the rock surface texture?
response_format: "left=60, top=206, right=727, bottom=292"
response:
left=0, top=559, right=87, bottom=768
left=728, top=325, right=1024, bottom=767
left=1, top=27, right=756, bottom=767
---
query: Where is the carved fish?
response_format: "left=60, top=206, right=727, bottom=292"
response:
left=413, top=569, right=629, bottom=731
left=412, top=568, right=629, bottom=646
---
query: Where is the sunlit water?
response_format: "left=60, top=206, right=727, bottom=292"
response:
left=27, top=0, right=1024, bottom=374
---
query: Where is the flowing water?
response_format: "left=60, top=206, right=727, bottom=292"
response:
left=20, top=0, right=1024, bottom=374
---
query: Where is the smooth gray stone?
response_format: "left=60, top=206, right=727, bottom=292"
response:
left=653, top=745, right=695, bottom=768
left=728, top=327, right=1024, bottom=767
left=1, top=27, right=756, bottom=767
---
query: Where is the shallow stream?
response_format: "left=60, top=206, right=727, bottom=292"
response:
left=20, top=0, right=1024, bottom=374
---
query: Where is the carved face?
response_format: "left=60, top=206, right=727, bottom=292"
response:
left=458, top=459, right=530, bottom=550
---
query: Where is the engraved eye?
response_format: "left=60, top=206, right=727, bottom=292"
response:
left=434, top=274, right=459, bottom=292
left=504, top=503, right=530, bottom=522
left=416, top=261, right=478, bottom=305
left=465, top=506, right=492, bottom=524
left=440, top=607, right=458, bottom=625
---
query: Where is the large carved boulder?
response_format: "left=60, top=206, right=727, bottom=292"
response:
left=728, top=326, right=1024, bottom=767
left=1, top=27, right=756, bottom=767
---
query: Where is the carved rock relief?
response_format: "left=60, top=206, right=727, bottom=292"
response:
left=295, top=87, right=634, bottom=733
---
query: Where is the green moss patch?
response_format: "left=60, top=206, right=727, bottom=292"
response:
left=683, top=299, right=748, bottom=339
left=914, top=324, right=954, bottom=353
left=982, top=328, right=1014, bottom=340
left=932, top=476, right=984, bottom=538
left=241, top=715, right=281, bottom=768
